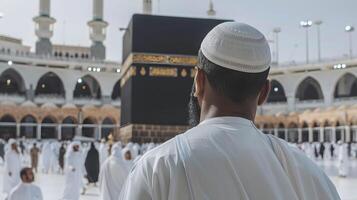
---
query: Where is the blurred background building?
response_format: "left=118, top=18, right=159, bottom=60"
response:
left=0, top=0, right=356, bottom=144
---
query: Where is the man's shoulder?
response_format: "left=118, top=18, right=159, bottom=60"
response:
left=134, top=126, right=202, bottom=170
left=272, top=137, right=329, bottom=178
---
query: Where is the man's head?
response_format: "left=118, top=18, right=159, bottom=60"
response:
left=189, top=22, right=271, bottom=126
left=20, top=167, right=34, bottom=183
left=124, top=150, right=132, bottom=161
left=8, top=139, right=18, bottom=151
left=73, top=143, right=80, bottom=152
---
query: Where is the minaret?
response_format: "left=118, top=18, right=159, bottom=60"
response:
left=143, top=0, right=152, bottom=15
left=33, top=0, right=56, bottom=55
left=88, top=0, right=108, bottom=60
left=207, top=0, right=216, bottom=17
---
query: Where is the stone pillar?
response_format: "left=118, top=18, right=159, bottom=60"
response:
left=26, top=84, right=35, bottom=101
left=77, top=125, right=82, bottom=137
left=37, top=124, right=41, bottom=140
left=308, top=127, right=313, bottom=142
left=331, top=127, right=336, bottom=142
left=320, top=126, right=324, bottom=142
left=284, top=128, right=288, bottom=141
left=345, top=126, right=350, bottom=142
left=57, top=124, right=62, bottom=140
left=16, top=123, right=20, bottom=138
left=287, top=95, right=296, bottom=112
left=98, top=125, right=102, bottom=140
left=298, top=128, right=302, bottom=143
left=341, top=127, right=345, bottom=142
left=274, top=128, right=278, bottom=137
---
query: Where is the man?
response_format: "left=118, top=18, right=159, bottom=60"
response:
left=122, top=147, right=133, bottom=170
left=40, top=142, right=51, bottom=173
left=30, top=143, right=40, bottom=173
left=319, top=142, right=325, bottom=160
left=337, top=141, right=349, bottom=177
left=330, top=142, right=335, bottom=159
left=84, top=142, right=99, bottom=186
left=58, top=143, right=66, bottom=174
left=0, top=139, right=5, bottom=163
left=61, top=141, right=85, bottom=200
left=99, top=139, right=109, bottom=166
left=8, top=167, right=43, bottom=200
left=99, top=142, right=130, bottom=200
left=119, top=22, right=340, bottom=200
left=2, top=139, right=22, bottom=196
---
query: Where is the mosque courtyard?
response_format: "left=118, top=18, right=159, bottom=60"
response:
left=0, top=159, right=356, bottom=200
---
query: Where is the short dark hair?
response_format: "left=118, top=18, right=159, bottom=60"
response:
left=20, top=167, right=32, bottom=179
left=198, top=50, right=270, bottom=103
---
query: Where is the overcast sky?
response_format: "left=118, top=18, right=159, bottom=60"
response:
left=0, top=0, right=356, bottom=64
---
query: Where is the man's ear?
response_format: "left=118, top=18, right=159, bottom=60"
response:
left=257, top=80, right=271, bottom=106
left=194, top=69, right=205, bottom=98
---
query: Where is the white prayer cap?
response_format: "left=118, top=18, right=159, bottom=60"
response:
left=112, top=142, right=123, bottom=158
left=200, top=22, right=271, bottom=73
left=8, top=138, right=16, bottom=145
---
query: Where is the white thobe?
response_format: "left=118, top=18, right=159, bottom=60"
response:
left=338, top=144, right=349, bottom=177
left=61, top=151, right=84, bottom=200
left=99, top=156, right=130, bottom=200
left=8, top=183, right=43, bottom=200
left=41, top=143, right=51, bottom=173
left=120, top=117, right=340, bottom=200
left=99, top=143, right=108, bottom=166
left=2, top=150, right=21, bottom=194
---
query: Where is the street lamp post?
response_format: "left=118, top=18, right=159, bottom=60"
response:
left=273, top=27, right=281, bottom=65
left=300, top=20, right=313, bottom=64
left=345, top=25, right=354, bottom=59
left=314, top=20, right=323, bottom=62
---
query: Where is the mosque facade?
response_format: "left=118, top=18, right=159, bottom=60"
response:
left=0, top=0, right=121, bottom=141
left=0, top=0, right=356, bottom=143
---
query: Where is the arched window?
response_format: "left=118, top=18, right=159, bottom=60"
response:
left=312, top=122, right=320, bottom=142
left=73, top=75, right=101, bottom=99
left=287, top=123, right=298, bottom=143
left=267, top=80, right=287, bottom=103
left=35, top=72, right=65, bottom=97
left=111, top=80, right=121, bottom=100
left=296, top=77, right=324, bottom=101
left=277, top=123, right=285, bottom=139
left=323, top=121, right=332, bottom=142
left=62, top=117, right=76, bottom=140
left=20, top=115, right=37, bottom=138
left=82, top=117, right=96, bottom=138
left=0, top=115, right=16, bottom=140
left=41, top=116, right=57, bottom=139
left=0, top=68, right=26, bottom=95
left=301, top=122, right=309, bottom=142
left=102, top=117, right=115, bottom=139
left=334, top=73, right=357, bottom=98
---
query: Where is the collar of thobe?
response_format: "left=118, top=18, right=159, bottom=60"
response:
left=199, top=116, right=254, bottom=127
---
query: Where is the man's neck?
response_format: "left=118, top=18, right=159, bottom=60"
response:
left=200, top=101, right=257, bottom=123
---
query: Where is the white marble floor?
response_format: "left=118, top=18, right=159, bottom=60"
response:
left=0, top=160, right=356, bottom=200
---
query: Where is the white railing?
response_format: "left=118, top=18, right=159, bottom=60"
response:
left=34, top=95, right=66, bottom=104
left=73, top=98, right=102, bottom=106
left=0, top=94, right=25, bottom=103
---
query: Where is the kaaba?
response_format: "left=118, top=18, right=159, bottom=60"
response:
left=119, top=14, right=230, bottom=143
